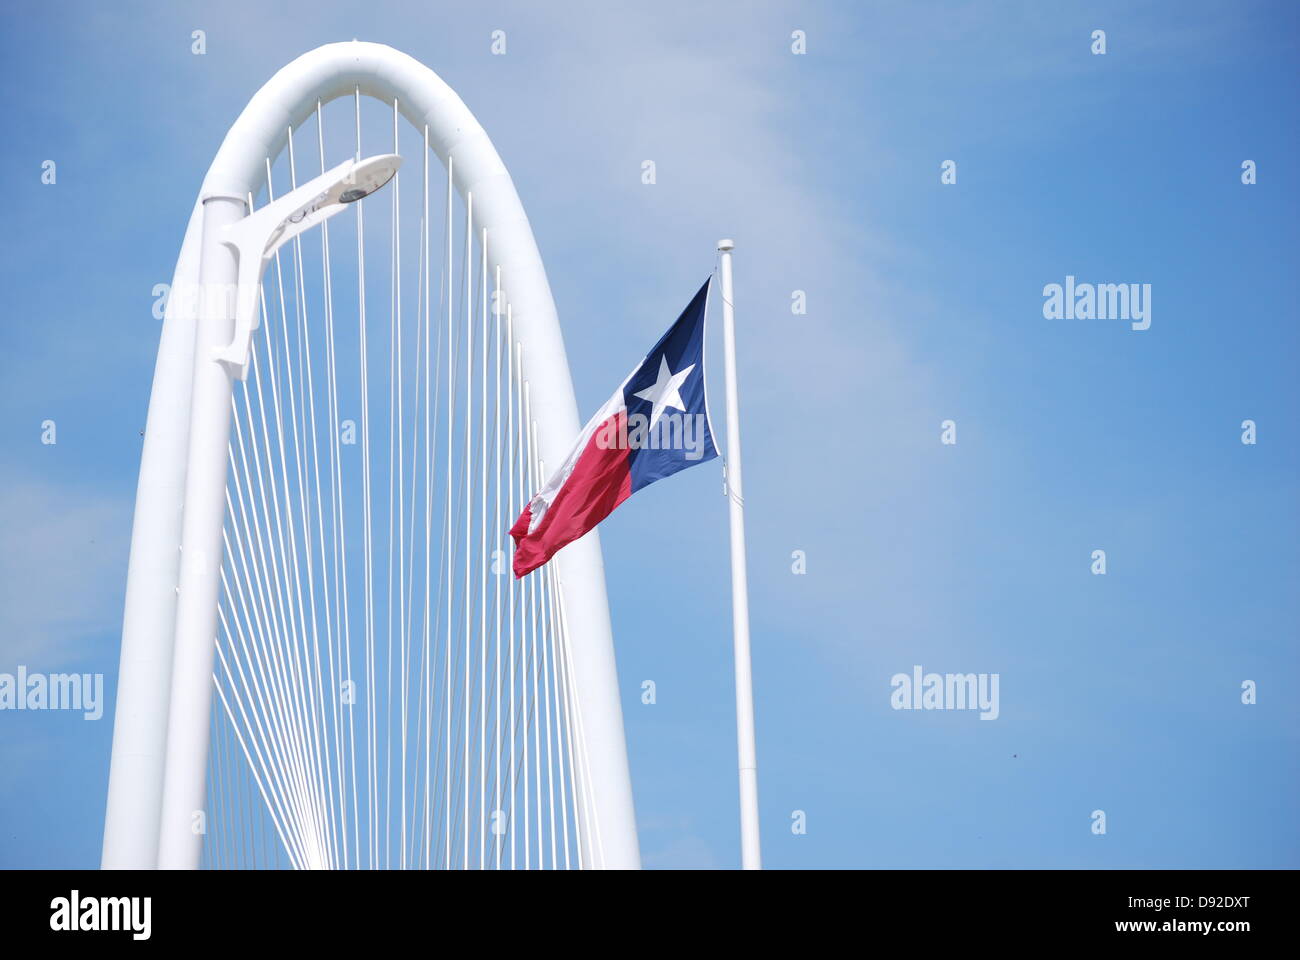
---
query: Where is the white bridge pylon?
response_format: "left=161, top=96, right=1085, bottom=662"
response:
left=102, top=41, right=640, bottom=869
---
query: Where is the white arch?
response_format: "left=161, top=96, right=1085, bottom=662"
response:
left=102, top=41, right=639, bottom=869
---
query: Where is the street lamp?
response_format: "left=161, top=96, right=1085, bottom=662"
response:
left=216, top=153, right=402, bottom=378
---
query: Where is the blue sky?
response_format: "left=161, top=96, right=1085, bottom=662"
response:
left=1, top=0, right=1297, bottom=868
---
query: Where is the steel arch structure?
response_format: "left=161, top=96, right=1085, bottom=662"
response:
left=102, top=41, right=639, bottom=869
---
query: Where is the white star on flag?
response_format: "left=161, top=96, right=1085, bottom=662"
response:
left=632, top=355, right=696, bottom=428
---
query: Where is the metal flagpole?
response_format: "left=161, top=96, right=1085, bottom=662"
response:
left=716, top=239, right=761, bottom=869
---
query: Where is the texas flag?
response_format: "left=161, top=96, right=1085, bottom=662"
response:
left=510, top=279, right=719, bottom=577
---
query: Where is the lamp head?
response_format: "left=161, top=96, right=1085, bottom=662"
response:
left=266, top=153, right=403, bottom=256
left=338, top=153, right=401, bottom=203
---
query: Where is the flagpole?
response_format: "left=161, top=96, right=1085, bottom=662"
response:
left=717, top=239, right=761, bottom=869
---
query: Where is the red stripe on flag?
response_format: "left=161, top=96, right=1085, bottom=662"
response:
left=510, top=411, right=632, bottom=577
